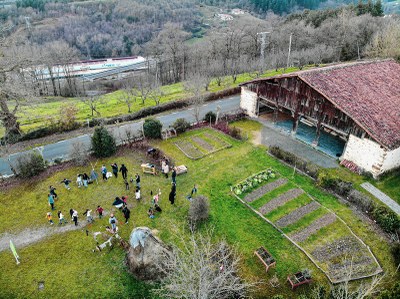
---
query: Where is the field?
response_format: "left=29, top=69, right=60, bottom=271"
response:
left=0, top=124, right=397, bottom=298
left=0, top=67, right=306, bottom=138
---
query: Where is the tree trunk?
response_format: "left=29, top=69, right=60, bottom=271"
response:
left=0, top=98, right=21, bottom=136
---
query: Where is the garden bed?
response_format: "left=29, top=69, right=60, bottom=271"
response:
left=290, top=213, right=337, bottom=243
left=259, top=189, right=304, bottom=215
left=275, top=201, right=321, bottom=228
left=174, top=130, right=232, bottom=160
left=243, top=178, right=288, bottom=203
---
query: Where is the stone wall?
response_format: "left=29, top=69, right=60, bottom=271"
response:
left=240, top=87, right=258, bottom=117
left=381, top=146, right=400, bottom=172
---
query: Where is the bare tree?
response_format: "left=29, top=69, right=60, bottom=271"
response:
left=184, top=74, right=208, bottom=124
left=117, top=77, right=137, bottom=113
left=132, top=73, right=155, bottom=105
left=366, top=20, right=400, bottom=59
left=79, top=95, right=102, bottom=117
left=154, top=229, right=254, bottom=299
left=149, top=83, right=165, bottom=106
left=0, top=25, right=34, bottom=139
left=69, top=141, right=89, bottom=166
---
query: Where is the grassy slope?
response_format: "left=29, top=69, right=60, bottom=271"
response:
left=0, top=124, right=397, bottom=298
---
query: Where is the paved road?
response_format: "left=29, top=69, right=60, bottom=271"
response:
left=0, top=95, right=241, bottom=177
left=361, top=182, right=400, bottom=215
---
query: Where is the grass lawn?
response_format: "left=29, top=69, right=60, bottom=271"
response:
left=2, top=66, right=305, bottom=137
left=0, top=124, right=397, bottom=298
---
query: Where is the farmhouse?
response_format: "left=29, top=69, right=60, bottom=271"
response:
left=240, top=60, right=400, bottom=177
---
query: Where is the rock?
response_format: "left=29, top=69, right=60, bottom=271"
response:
left=126, top=227, right=172, bottom=281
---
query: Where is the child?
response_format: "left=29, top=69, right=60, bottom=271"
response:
left=61, top=178, right=71, bottom=190
left=96, top=205, right=104, bottom=219
left=135, top=173, right=140, bottom=188
left=109, top=214, right=118, bottom=232
left=101, top=165, right=107, bottom=181
left=76, top=174, right=83, bottom=187
left=84, top=209, right=93, bottom=223
left=154, top=203, right=162, bottom=212
left=124, top=179, right=130, bottom=191
left=72, top=210, right=78, bottom=226
left=57, top=210, right=67, bottom=225
left=135, top=188, right=141, bottom=201
left=122, top=206, right=131, bottom=224
left=46, top=212, right=54, bottom=225
left=147, top=207, right=155, bottom=219
left=49, top=185, right=58, bottom=199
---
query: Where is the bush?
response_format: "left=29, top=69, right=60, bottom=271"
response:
left=204, top=111, right=217, bottom=123
left=172, top=118, right=190, bottom=134
left=91, top=126, right=116, bottom=158
left=188, top=195, right=209, bottom=229
left=347, top=189, right=376, bottom=212
left=16, top=151, right=46, bottom=178
left=143, top=118, right=162, bottom=139
left=229, top=126, right=242, bottom=140
left=58, top=104, right=80, bottom=132
left=390, top=243, right=400, bottom=267
left=373, top=206, right=400, bottom=234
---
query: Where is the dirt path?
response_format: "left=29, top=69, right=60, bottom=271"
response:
left=0, top=222, right=87, bottom=252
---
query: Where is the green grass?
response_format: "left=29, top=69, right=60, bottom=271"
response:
left=266, top=193, right=313, bottom=223
left=0, top=123, right=398, bottom=297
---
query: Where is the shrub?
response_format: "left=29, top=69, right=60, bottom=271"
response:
left=143, top=118, right=162, bottom=139
left=91, top=126, right=116, bottom=158
left=188, top=195, right=210, bottom=229
left=69, top=141, right=90, bottom=166
left=16, top=151, right=46, bottom=178
left=58, top=104, right=80, bottom=132
left=173, top=118, right=190, bottom=134
left=390, top=243, right=400, bottom=267
left=373, top=206, right=400, bottom=234
left=229, top=126, right=242, bottom=140
left=347, top=189, right=376, bottom=212
left=204, top=111, right=217, bottom=123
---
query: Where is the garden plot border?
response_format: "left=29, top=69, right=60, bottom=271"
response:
left=231, top=170, right=383, bottom=284
left=175, top=131, right=232, bottom=160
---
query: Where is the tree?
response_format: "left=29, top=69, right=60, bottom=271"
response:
left=366, top=21, right=400, bottom=59
left=79, top=94, right=102, bottom=117
left=91, top=126, right=116, bottom=158
left=154, top=229, right=254, bottom=299
left=184, top=74, right=208, bottom=124
left=132, top=73, right=155, bottom=105
left=372, top=0, right=383, bottom=17
left=188, top=195, right=210, bottom=230
left=0, top=24, right=34, bottom=140
left=143, top=118, right=162, bottom=139
left=16, top=150, right=46, bottom=178
left=117, top=77, right=136, bottom=113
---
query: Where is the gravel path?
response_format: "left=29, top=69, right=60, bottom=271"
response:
left=0, top=222, right=87, bottom=252
left=290, top=213, right=336, bottom=243
left=361, top=182, right=400, bottom=215
left=259, top=188, right=304, bottom=214
left=275, top=201, right=320, bottom=228
left=243, top=178, right=288, bottom=203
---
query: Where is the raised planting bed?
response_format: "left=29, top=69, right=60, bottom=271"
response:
left=175, top=131, right=232, bottom=160
left=174, top=140, right=204, bottom=160
left=287, top=270, right=312, bottom=290
left=259, top=188, right=304, bottom=215
left=275, top=201, right=320, bottom=228
left=231, top=169, right=277, bottom=197
left=254, top=246, right=276, bottom=272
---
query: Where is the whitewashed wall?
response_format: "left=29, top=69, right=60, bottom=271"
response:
left=342, top=134, right=385, bottom=175
left=240, top=87, right=258, bottom=117
left=381, top=146, right=400, bottom=172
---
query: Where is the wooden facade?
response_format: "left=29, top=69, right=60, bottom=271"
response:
left=245, top=77, right=369, bottom=145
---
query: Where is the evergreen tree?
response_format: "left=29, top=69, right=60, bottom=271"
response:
left=91, top=126, right=117, bottom=158
left=372, top=0, right=383, bottom=16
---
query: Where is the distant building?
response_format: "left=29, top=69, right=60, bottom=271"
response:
left=240, top=60, right=400, bottom=177
left=231, top=8, right=245, bottom=15
left=216, top=13, right=233, bottom=21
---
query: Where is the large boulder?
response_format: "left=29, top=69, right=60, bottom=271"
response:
left=126, top=227, right=172, bottom=281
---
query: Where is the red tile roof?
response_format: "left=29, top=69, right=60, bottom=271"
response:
left=243, top=60, right=400, bottom=150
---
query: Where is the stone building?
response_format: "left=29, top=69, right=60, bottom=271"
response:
left=240, top=60, right=400, bottom=177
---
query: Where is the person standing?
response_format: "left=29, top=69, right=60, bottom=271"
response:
left=120, top=164, right=128, bottom=180
left=169, top=183, right=176, bottom=205
left=135, top=187, right=141, bottom=201
left=109, top=214, right=118, bottom=232
left=57, top=210, right=67, bottom=225
left=122, top=206, right=131, bottom=224
left=96, top=205, right=104, bottom=219
left=48, top=194, right=55, bottom=210
left=76, top=174, right=83, bottom=188
left=171, top=167, right=177, bottom=184
left=49, top=186, right=58, bottom=199
left=135, top=173, right=140, bottom=189
left=111, top=163, right=118, bottom=178
left=124, top=179, right=130, bottom=191
left=101, top=165, right=107, bottom=181
left=72, top=210, right=79, bottom=226
left=164, top=162, right=169, bottom=179
left=84, top=209, right=94, bottom=223
left=82, top=173, right=89, bottom=187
